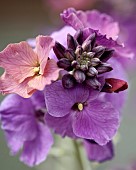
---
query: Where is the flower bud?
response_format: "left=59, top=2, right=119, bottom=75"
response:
left=87, top=67, right=98, bottom=77
left=73, top=70, right=86, bottom=83
left=74, top=30, right=83, bottom=45
left=97, top=63, right=113, bottom=74
left=67, top=34, right=78, bottom=51
left=93, top=46, right=105, bottom=58
left=53, top=42, right=66, bottom=59
left=100, top=49, right=114, bottom=62
left=57, top=58, right=71, bottom=70
left=84, top=33, right=96, bottom=49
left=91, top=58, right=101, bottom=66
left=82, top=40, right=92, bottom=52
left=75, top=45, right=83, bottom=55
left=86, top=78, right=101, bottom=90
left=65, top=49, right=75, bottom=61
left=62, top=74, right=76, bottom=89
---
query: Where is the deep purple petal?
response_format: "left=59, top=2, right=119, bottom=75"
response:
left=84, top=140, right=114, bottom=162
left=20, top=123, right=53, bottom=167
left=45, top=81, right=99, bottom=117
left=46, top=113, right=77, bottom=138
left=73, top=100, right=119, bottom=145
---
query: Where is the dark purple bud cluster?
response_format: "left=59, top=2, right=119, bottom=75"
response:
left=53, top=31, right=114, bottom=89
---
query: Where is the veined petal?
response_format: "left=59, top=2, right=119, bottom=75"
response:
left=84, top=140, right=114, bottom=162
left=28, top=59, right=61, bottom=91
left=0, top=41, right=38, bottom=83
left=20, top=123, right=53, bottom=167
left=73, top=100, right=120, bottom=145
left=45, top=81, right=91, bottom=117
left=35, top=36, right=55, bottom=75
left=46, top=113, right=77, bottom=138
left=0, top=74, right=36, bottom=98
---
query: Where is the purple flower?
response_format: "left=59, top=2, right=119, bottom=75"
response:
left=84, top=140, right=114, bottom=162
left=61, top=8, right=119, bottom=40
left=61, top=8, right=134, bottom=60
left=45, top=81, right=119, bottom=145
left=0, top=91, right=53, bottom=167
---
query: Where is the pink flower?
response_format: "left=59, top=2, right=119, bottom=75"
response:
left=0, top=36, right=60, bottom=98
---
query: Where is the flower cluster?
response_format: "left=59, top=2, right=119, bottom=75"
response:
left=0, top=8, right=133, bottom=167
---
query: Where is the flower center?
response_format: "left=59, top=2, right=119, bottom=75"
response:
left=33, top=66, right=40, bottom=75
left=35, top=109, right=45, bottom=123
left=77, top=103, right=84, bottom=111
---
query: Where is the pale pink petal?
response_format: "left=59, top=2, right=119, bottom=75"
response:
left=0, top=74, right=36, bottom=98
left=28, top=59, right=61, bottom=90
left=35, top=36, right=55, bottom=75
left=0, top=42, right=38, bottom=83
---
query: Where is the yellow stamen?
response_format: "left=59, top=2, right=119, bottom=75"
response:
left=77, top=103, right=83, bottom=111
left=33, top=66, right=40, bottom=75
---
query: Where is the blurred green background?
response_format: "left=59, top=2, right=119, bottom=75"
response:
left=0, top=1, right=136, bottom=170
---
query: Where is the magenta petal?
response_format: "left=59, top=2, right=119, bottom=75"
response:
left=61, top=8, right=84, bottom=30
left=84, top=140, right=114, bottom=162
left=20, top=123, right=53, bottom=167
left=73, top=100, right=119, bottom=145
left=61, top=8, right=119, bottom=40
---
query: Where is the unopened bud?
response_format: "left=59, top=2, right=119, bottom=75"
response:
left=67, top=34, right=78, bottom=51
left=75, top=45, right=83, bottom=55
left=97, top=63, right=113, bottom=74
left=74, top=30, right=83, bottom=45
left=73, top=70, right=86, bottom=83
left=62, top=74, right=76, bottom=89
left=86, top=78, right=101, bottom=90
left=93, top=46, right=105, bottom=58
left=65, top=50, right=75, bottom=61
left=100, top=49, right=114, bottom=62
left=57, top=58, right=71, bottom=70
left=82, top=40, right=92, bottom=52
left=91, top=58, right=101, bottom=66
left=53, top=42, right=66, bottom=59
left=87, top=52, right=95, bottom=58
left=87, top=67, right=98, bottom=77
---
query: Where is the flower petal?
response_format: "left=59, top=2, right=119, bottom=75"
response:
left=0, top=41, right=38, bottom=83
left=73, top=100, right=119, bottom=145
left=84, top=140, right=114, bottom=162
left=61, top=8, right=119, bottom=40
left=0, top=74, right=36, bottom=98
left=20, top=123, right=53, bottom=167
left=35, top=36, right=55, bottom=75
left=46, top=113, right=77, bottom=138
left=45, top=81, right=97, bottom=117
left=28, top=59, right=61, bottom=90
left=0, top=94, right=38, bottom=140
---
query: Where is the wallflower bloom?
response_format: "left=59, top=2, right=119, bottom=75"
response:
left=0, top=36, right=60, bottom=98
left=0, top=7, right=131, bottom=167
left=45, top=81, right=119, bottom=145
left=0, top=91, right=53, bottom=167
left=84, top=140, right=114, bottom=162
left=61, top=8, right=134, bottom=59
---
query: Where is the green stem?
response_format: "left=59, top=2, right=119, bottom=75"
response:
left=73, top=140, right=85, bottom=170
